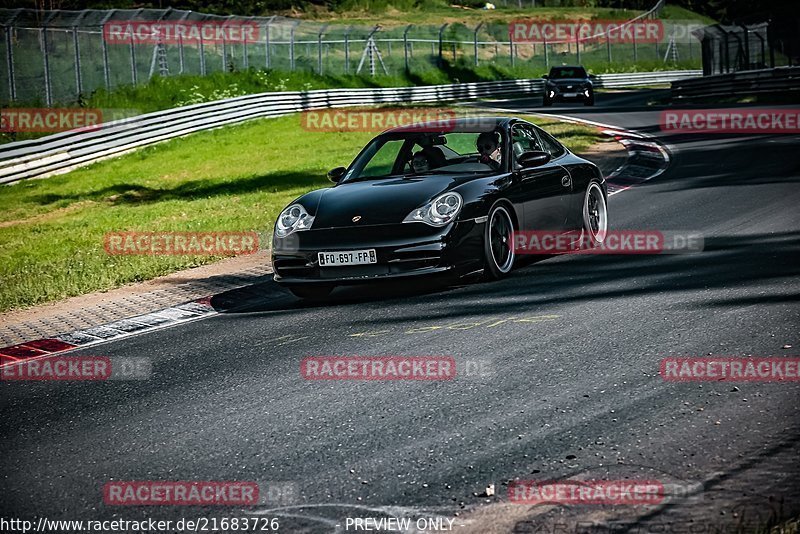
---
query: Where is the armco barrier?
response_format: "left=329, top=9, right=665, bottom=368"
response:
left=0, top=70, right=699, bottom=184
left=672, top=67, right=800, bottom=100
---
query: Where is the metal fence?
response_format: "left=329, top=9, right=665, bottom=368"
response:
left=0, top=1, right=708, bottom=106
left=672, top=66, right=800, bottom=100
left=0, top=70, right=701, bottom=184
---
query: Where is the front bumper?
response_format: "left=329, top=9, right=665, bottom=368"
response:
left=546, top=86, right=592, bottom=100
left=272, top=219, right=484, bottom=285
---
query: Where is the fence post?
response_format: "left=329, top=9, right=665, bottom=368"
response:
left=317, top=24, right=328, bottom=74
left=633, top=29, right=637, bottom=62
left=178, top=35, right=185, bottom=73
left=99, top=11, right=114, bottom=90
left=177, top=12, right=189, bottom=74
left=199, top=33, right=206, bottom=75
left=128, top=32, right=137, bottom=85
left=403, top=25, right=412, bottom=72
left=289, top=24, right=295, bottom=71
left=41, top=27, right=53, bottom=105
left=72, top=27, right=83, bottom=97
left=438, top=24, right=448, bottom=67
left=606, top=33, right=611, bottom=63
left=345, top=26, right=352, bottom=74
left=264, top=17, right=273, bottom=69
left=473, top=22, right=483, bottom=67
left=510, top=33, right=515, bottom=67
left=576, top=34, right=580, bottom=64
left=242, top=30, right=249, bottom=70
left=222, top=38, right=228, bottom=71
left=4, top=26, right=16, bottom=102
left=544, top=36, right=549, bottom=68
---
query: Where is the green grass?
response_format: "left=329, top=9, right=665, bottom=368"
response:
left=1, top=50, right=700, bottom=145
left=0, top=109, right=601, bottom=312
left=303, top=5, right=646, bottom=26
left=659, top=5, right=717, bottom=24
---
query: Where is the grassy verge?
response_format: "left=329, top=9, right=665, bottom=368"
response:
left=300, top=5, right=644, bottom=25
left=0, top=109, right=601, bottom=313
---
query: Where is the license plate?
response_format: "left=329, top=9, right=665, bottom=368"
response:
left=318, top=249, right=377, bottom=267
left=562, top=92, right=578, bottom=98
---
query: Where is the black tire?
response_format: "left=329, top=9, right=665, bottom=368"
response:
left=584, top=94, right=595, bottom=106
left=287, top=284, right=333, bottom=300
left=542, top=97, right=552, bottom=107
left=483, top=203, right=516, bottom=280
left=582, top=181, right=608, bottom=248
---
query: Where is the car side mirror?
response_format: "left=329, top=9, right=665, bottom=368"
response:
left=542, top=74, right=549, bottom=79
left=518, top=150, right=551, bottom=168
left=327, top=166, right=347, bottom=183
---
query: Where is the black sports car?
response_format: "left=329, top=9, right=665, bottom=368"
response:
left=542, top=65, right=595, bottom=106
left=272, top=117, right=608, bottom=299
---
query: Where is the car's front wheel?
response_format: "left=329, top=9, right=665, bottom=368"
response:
left=286, top=284, right=334, bottom=300
left=483, top=203, right=516, bottom=280
left=584, top=92, right=595, bottom=106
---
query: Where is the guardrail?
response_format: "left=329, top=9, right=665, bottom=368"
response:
left=0, top=70, right=700, bottom=184
left=671, top=67, right=800, bottom=100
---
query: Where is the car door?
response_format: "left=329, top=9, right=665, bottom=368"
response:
left=511, top=123, right=571, bottom=231
left=534, top=126, right=582, bottom=230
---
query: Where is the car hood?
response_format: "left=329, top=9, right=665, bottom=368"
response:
left=309, top=175, right=469, bottom=229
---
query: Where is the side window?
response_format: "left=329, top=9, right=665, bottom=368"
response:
left=535, top=128, right=566, bottom=158
left=511, top=125, right=544, bottom=168
left=359, top=139, right=404, bottom=178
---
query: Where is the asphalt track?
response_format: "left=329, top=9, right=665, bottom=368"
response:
left=2, top=90, right=799, bottom=533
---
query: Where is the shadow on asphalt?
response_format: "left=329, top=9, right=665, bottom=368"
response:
left=210, top=231, right=800, bottom=319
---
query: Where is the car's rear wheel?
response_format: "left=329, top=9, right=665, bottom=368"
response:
left=582, top=181, right=608, bottom=247
left=483, top=204, right=516, bottom=280
left=287, top=284, right=333, bottom=300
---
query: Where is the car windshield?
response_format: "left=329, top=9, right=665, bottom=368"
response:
left=344, top=130, right=505, bottom=181
left=549, top=67, right=587, bottom=79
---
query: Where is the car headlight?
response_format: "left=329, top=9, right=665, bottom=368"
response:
left=275, top=203, right=314, bottom=237
left=403, top=192, right=463, bottom=227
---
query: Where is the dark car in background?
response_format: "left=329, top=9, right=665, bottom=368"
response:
left=543, top=66, right=595, bottom=106
left=271, top=117, right=608, bottom=299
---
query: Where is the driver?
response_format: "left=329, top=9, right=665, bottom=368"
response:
left=410, top=152, right=430, bottom=174
left=477, top=131, right=501, bottom=168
